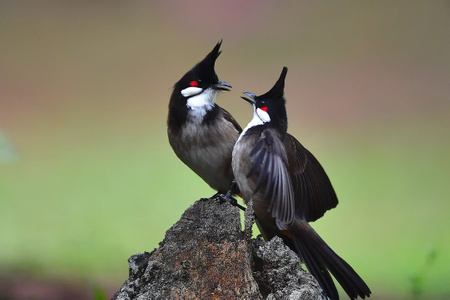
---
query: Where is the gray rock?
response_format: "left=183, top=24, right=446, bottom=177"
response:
left=113, top=199, right=323, bottom=299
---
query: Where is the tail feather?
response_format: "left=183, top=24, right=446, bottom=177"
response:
left=289, top=220, right=371, bottom=299
left=294, top=238, right=339, bottom=299
left=317, top=243, right=371, bottom=299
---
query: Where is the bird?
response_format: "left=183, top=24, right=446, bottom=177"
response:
left=232, top=67, right=371, bottom=299
left=167, top=41, right=243, bottom=204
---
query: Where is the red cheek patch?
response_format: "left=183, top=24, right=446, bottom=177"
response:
left=260, top=106, right=268, bottom=112
left=189, top=80, right=199, bottom=87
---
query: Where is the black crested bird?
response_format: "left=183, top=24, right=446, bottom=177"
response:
left=167, top=41, right=242, bottom=202
left=232, top=67, right=371, bottom=299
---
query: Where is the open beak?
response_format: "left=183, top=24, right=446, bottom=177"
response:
left=215, top=81, right=232, bottom=91
left=241, top=92, right=256, bottom=105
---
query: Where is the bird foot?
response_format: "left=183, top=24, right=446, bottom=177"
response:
left=217, top=193, right=246, bottom=211
left=200, top=191, right=246, bottom=211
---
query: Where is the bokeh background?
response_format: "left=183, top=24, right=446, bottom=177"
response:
left=1, top=1, right=449, bottom=299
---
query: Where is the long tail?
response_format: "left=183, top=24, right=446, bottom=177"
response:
left=288, top=219, right=371, bottom=299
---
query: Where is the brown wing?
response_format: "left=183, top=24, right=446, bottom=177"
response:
left=220, top=107, right=242, bottom=133
left=247, top=129, right=295, bottom=225
left=286, top=134, right=338, bottom=222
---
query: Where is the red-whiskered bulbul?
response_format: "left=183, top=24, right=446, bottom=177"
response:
left=232, top=67, right=371, bottom=299
left=167, top=41, right=243, bottom=203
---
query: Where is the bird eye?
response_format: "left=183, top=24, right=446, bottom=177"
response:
left=189, top=80, right=199, bottom=87
left=260, top=106, right=268, bottom=112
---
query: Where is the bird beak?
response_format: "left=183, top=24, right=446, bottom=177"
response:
left=215, top=81, right=232, bottom=91
left=241, top=92, right=256, bottom=105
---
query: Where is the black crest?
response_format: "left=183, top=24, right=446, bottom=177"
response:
left=180, top=40, right=223, bottom=88
left=195, top=40, right=222, bottom=79
left=254, top=67, right=289, bottom=134
left=256, top=67, right=288, bottom=103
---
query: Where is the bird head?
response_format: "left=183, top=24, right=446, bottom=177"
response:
left=173, top=41, right=231, bottom=112
left=241, top=67, right=288, bottom=133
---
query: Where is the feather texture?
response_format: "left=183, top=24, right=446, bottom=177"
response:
left=247, top=129, right=295, bottom=225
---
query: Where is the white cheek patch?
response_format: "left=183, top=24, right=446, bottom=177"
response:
left=187, top=88, right=216, bottom=109
left=256, top=108, right=271, bottom=123
left=181, top=86, right=203, bottom=98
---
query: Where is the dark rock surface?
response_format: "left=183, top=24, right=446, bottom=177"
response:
left=113, top=199, right=323, bottom=300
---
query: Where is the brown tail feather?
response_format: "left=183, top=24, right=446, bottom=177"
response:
left=288, top=220, right=371, bottom=299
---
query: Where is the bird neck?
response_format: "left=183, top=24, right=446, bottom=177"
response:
left=186, top=88, right=217, bottom=122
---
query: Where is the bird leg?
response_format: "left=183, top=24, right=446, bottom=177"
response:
left=200, top=180, right=246, bottom=211
left=218, top=180, right=246, bottom=211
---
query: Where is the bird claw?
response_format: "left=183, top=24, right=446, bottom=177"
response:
left=200, top=183, right=246, bottom=211
left=217, top=193, right=246, bottom=211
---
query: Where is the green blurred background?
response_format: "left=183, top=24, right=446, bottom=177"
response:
left=1, top=1, right=449, bottom=299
